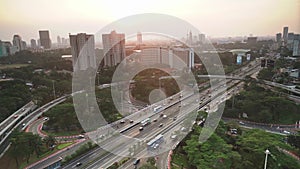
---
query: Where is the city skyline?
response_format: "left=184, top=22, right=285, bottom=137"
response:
left=0, top=0, right=299, bottom=42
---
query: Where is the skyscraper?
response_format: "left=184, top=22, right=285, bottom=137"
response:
left=39, top=30, right=51, bottom=49
left=57, top=36, right=61, bottom=44
left=69, top=33, right=96, bottom=71
left=276, top=33, right=282, bottom=43
left=188, top=31, right=193, bottom=45
left=102, top=30, right=126, bottom=67
left=12, top=35, right=22, bottom=52
left=198, top=34, right=205, bottom=44
left=0, top=41, right=16, bottom=57
left=283, top=26, right=288, bottom=42
left=31, top=39, right=37, bottom=49
left=21, top=41, right=27, bottom=50
left=137, top=32, right=142, bottom=46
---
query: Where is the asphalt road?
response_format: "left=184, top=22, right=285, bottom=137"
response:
left=32, top=60, right=262, bottom=169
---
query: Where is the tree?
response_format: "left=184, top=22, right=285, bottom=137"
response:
left=287, top=134, right=300, bottom=149
left=139, top=163, right=157, bottom=169
left=43, top=135, right=57, bottom=150
left=147, top=157, right=156, bottom=166
left=8, top=130, right=43, bottom=165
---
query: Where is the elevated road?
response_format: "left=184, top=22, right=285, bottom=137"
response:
left=63, top=61, right=262, bottom=169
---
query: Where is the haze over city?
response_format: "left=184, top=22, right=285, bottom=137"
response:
left=0, top=1, right=300, bottom=169
left=1, top=0, right=300, bottom=42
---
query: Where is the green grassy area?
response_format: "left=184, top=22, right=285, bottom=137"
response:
left=57, top=142, right=73, bottom=150
left=0, top=64, right=29, bottom=70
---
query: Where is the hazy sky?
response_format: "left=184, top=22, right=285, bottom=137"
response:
left=0, top=0, right=299, bottom=42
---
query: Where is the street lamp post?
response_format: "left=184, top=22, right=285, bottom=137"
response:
left=264, top=149, right=271, bottom=169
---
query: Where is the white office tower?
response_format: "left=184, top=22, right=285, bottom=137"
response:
left=69, top=33, right=96, bottom=71
left=135, top=46, right=194, bottom=71
left=102, top=30, right=126, bottom=67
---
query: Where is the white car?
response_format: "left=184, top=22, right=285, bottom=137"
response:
left=239, top=121, right=245, bottom=125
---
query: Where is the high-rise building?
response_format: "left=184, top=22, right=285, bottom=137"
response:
left=287, top=32, right=295, bottom=50
left=12, top=35, right=22, bottom=52
left=276, top=33, right=282, bottom=43
left=39, top=30, right=51, bottom=49
left=293, top=40, right=300, bottom=56
left=188, top=31, right=193, bottom=45
left=135, top=46, right=194, bottom=71
left=0, top=41, right=8, bottom=57
left=283, top=26, right=288, bottom=42
left=57, top=36, right=61, bottom=44
left=102, top=30, right=126, bottom=67
left=21, top=41, right=27, bottom=50
left=37, top=39, right=41, bottom=47
left=31, top=39, right=37, bottom=49
left=0, top=41, right=15, bottom=57
left=293, top=34, right=300, bottom=56
left=247, top=37, right=257, bottom=45
left=137, top=32, right=142, bottom=46
left=198, top=34, right=205, bottom=44
left=69, top=33, right=96, bottom=71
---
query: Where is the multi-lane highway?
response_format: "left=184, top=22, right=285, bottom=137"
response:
left=60, top=60, right=262, bottom=169
left=24, top=58, right=262, bottom=169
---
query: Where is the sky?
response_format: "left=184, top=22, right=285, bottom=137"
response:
left=0, top=0, right=299, bottom=43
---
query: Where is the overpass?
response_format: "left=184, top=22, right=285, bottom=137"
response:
left=197, top=75, right=300, bottom=96
left=197, top=75, right=244, bottom=80
left=0, top=96, right=68, bottom=158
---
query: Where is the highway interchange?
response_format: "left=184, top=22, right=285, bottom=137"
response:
left=59, top=60, right=264, bottom=169
left=3, top=57, right=298, bottom=169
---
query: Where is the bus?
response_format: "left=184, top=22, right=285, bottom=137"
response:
left=147, top=134, right=164, bottom=150
left=153, top=106, right=164, bottom=113
left=141, top=118, right=151, bottom=126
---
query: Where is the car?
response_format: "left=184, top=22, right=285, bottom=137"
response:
left=22, top=123, right=26, bottom=127
left=77, top=135, right=85, bottom=139
left=173, top=116, right=177, bottom=121
left=159, top=123, right=163, bottom=127
left=139, top=127, right=144, bottom=131
left=171, top=135, right=177, bottom=139
left=120, top=120, right=125, bottom=124
left=130, top=120, right=134, bottom=123
left=163, top=115, right=167, bottom=119
left=283, top=130, right=291, bottom=134
left=133, top=159, right=140, bottom=165
left=75, top=162, right=82, bottom=167
left=13, top=115, right=19, bottom=118
left=239, top=121, right=245, bottom=125
left=44, top=117, right=49, bottom=121
left=181, top=127, right=187, bottom=132
left=153, top=119, right=157, bottom=122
